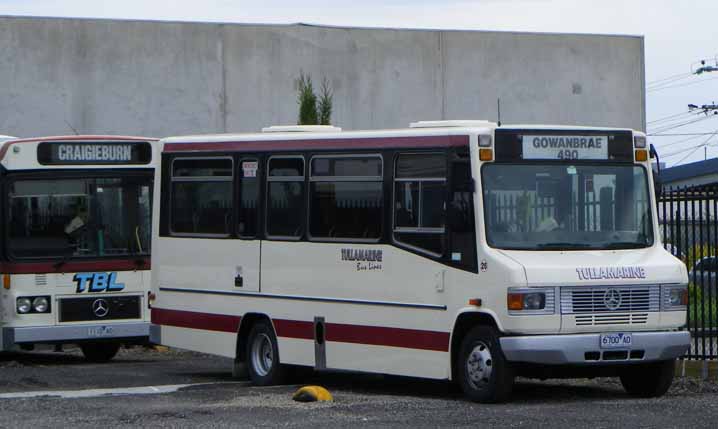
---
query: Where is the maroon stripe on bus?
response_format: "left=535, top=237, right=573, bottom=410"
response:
left=151, top=308, right=241, bottom=333
left=273, top=319, right=315, bottom=340
left=0, top=258, right=151, bottom=274
left=325, top=322, right=450, bottom=352
left=163, top=135, right=469, bottom=153
left=153, top=308, right=449, bottom=352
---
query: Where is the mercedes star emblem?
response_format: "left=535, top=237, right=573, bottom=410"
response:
left=92, top=298, right=110, bottom=318
left=603, top=288, right=622, bottom=311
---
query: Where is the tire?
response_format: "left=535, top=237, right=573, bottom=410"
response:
left=246, top=320, right=286, bottom=386
left=457, top=326, right=515, bottom=403
left=620, top=359, right=675, bottom=398
left=81, top=342, right=121, bottom=363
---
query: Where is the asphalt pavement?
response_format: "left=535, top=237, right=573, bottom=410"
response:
left=1, top=347, right=717, bottom=428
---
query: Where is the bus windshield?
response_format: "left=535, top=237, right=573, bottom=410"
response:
left=7, top=176, right=152, bottom=259
left=482, top=163, right=653, bottom=250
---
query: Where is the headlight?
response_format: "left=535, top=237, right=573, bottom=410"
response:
left=16, top=298, right=32, bottom=314
left=662, top=284, right=688, bottom=311
left=508, top=288, right=555, bottom=314
left=32, top=296, right=49, bottom=313
left=16, top=296, right=51, bottom=314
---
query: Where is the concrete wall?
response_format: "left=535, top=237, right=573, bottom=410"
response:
left=0, top=17, right=645, bottom=138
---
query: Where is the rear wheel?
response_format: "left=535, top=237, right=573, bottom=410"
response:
left=620, top=359, right=675, bottom=398
left=457, top=326, right=514, bottom=403
left=81, top=342, right=121, bottom=363
left=246, top=320, right=286, bottom=386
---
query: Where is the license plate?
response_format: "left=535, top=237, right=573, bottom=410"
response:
left=87, top=326, right=114, bottom=338
left=600, top=332, right=632, bottom=349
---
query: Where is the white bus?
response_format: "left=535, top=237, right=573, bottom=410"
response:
left=149, top=121, right=689, bottom=402
left=1, top=135, right=157, bottom=362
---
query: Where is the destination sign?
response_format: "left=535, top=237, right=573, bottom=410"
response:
left=37, top=142, right=152, bottom=165
left=522, top=135, right=608, bottom=160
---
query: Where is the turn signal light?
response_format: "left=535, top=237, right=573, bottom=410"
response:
left=3, top=274, right=10, bottom=290
left=148, top=291, right=156, bottom=309
left=507, top=293, right=524, bottom=310
left=468, top=298, right=482, bottom=307
left=479, top=148, right=493, bottom=161
left=635, top=149, right=648, bottom=162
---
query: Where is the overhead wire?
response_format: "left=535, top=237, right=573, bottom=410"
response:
left=648, top=114, right=718, bottom=135
left=647, top=71, right=694, bottom=86
left=647, top=111, right=696, bottom=125
left=648, top=75, right=718, bottom=93
left=672, top=145, right=704, bottom=164
left=647, top=74, right=696, bottom=91
left=663, top=130, right=718, bottom=163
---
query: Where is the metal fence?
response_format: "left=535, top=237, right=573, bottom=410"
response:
left=659, top=186, right=718, bottom=360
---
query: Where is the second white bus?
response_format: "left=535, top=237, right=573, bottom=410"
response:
left=149, top=121, right=689, bottom=402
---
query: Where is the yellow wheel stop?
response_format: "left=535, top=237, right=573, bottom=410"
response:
left=292, top=385, right=333, bottom=402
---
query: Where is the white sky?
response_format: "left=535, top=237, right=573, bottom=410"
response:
left=1, top=0, right=718, bottom=166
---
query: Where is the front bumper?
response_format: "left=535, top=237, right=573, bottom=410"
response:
left=500, top=331, right=690, bottom=365
left=1, top=322, right=150, bottom=351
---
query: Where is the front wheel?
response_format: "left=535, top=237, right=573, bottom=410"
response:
left=620, top=359, right=675, bottom=398
left=246, top=320, right=286, bottom=386
left=457, top=326, right=515, bottom=403
left=81, top=342, right=121, bottom=363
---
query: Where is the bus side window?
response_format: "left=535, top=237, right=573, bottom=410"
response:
left=239, top=158, right=259, bottom=238
left=393, top=153, right=447, bottom=256
left=170, top=157, right=233, bottom=236
left=266, top=156, right=305, bottom=239
left=309, top=155, right=383, bottom=240
left=448, top=159, right=477, bottom=271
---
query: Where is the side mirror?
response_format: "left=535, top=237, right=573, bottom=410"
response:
left=650, top=144, right=662, bottom=202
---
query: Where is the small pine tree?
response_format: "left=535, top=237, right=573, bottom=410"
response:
left=318, top=77, right=333, bottom=126
left=297, top=71, right=318, bottom=125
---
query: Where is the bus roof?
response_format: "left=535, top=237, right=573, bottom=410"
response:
left=161, top=123, right=638, bottom=153
left=5, top=135, right=157, bottom=144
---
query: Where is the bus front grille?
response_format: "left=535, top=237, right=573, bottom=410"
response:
left=560, top=285, right=660, bottom=314
left=59, top=295, right=141, bottom=323
left=574, top=313, right=649, bottom=326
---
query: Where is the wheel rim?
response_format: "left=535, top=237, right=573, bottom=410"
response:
left=466, top=341, right=493, bottom=390
left=251, top=333, right=274, bottom=377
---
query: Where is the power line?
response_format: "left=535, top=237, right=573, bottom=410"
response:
left=661, top=140, right=714, bottom=158
left=648, top=113, right=718, bottom=135
left=647, top=74, right=696, bottom=91
left=647, top=75, right=718, bottom=93
left=654, top=134, right=711, bottom=153
left=647, top=72, right=694, bottom=86
left=673, top=145, right=704, bottom=164
left=666, top=130, right=718, bottom=164
left=647, top=111, right=696, bottom=125
left=649, top=132, right=718, bottom=136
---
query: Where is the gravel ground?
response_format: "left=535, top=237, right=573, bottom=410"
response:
left=1, top=347, right=717, bottom=428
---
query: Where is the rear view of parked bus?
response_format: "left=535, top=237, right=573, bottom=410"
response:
left=0, top=136, right=156, bottom=362
left=150, top=121, right=689, bottom=402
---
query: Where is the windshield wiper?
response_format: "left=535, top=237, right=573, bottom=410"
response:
left=601, top=242, right=649, bottom=249
left=53, top=244, right=79, bottom=271
left=536, top=242, right=592, bottom=250
left=53, top=253, right=72, bottom=271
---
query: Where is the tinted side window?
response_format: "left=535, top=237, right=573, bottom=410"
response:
left=266, top=156, right=304, bottom=238
left=309, top=155, right=383, bottom=240
left=393, top=153, right=447, bottom=255
left=170, top=158, right=233, bottom=236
